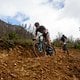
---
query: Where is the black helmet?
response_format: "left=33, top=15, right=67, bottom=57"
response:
left=62, top=35, right=65, bottom=37
left=34, top=22, right=39, bottom=27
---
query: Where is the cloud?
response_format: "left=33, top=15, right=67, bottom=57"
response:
left=0, top=16, right=20, bottom=25
left=0, top=0, right=17, bottom=16
left=41, top=0, right=65, bottom=9
left=0, top=0, right=80, bottom=40
left=0, top=12, right=30, bottom=25
left=61, top=0, right=80, bottom=21
left=14, top=12, right=30, bottom=23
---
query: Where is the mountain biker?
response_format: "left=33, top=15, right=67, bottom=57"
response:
left=60, top=34, right=69, bottom=53
left=34, top=22, right=51, bottom=46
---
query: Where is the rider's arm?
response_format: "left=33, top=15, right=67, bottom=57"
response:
left=35, top=29, right=38, bottom=36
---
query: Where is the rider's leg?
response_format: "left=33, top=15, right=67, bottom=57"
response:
left=63, top=44, right=69, bottom=54
left=44, top=34, right=54, bottom=55
left=44, top=32, right=51, bottom=46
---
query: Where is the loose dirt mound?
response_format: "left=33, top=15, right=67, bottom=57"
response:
left=0, top=46, right=80, bottom=80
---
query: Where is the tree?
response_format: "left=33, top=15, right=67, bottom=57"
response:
left=53, top=32, right=63, bottom=47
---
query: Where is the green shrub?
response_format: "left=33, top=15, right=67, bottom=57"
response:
left=14, top=39, right=33, bottom=47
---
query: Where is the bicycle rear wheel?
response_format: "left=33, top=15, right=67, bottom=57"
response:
left=45, top=44, right=56, bottom=56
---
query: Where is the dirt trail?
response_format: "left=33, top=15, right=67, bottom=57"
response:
left=0, top=46, right=80, bottom=80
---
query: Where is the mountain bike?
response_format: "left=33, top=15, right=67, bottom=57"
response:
left=33, top=35, right=56, bottom=57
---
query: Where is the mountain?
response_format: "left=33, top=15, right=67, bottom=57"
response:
left=0, top=19, right=33, bottom=39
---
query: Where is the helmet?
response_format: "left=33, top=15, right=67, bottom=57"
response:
left=34, top=22, right=39, bottom=27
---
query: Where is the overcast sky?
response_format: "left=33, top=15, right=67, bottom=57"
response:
left=0, top=0, right=80, bottom=40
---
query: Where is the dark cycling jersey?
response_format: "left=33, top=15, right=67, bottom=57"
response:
left=35, top=26, right=46, bottom=36
left=61, top=35, right=67, bottom=43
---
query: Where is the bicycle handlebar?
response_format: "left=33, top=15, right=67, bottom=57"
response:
left=32, top=39, right=36, bottom=41
left=33, top=35, right=43, bottom=41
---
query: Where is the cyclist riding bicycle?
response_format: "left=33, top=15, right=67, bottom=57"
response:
left=34, top=22, right=51, bottom=46
left=33, top=22, right=53, bottom=55
left=60, top=34, right=69, bottom=54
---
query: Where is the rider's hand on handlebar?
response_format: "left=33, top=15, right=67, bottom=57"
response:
left=32, top=38, right=36, bottom=41
left=32, top=37, right=37, bottom=41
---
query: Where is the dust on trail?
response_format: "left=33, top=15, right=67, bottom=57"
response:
left=0, top=46, right=80, bottom=80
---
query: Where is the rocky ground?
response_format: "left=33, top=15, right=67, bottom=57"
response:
left=0, top=46, right=80, bottom=80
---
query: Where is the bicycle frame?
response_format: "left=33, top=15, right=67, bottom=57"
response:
left=37, top=35, right=44, bottom=52
left=33, top=35, right=55, bottom=56
left=37, top=35, right=54, bottom=56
